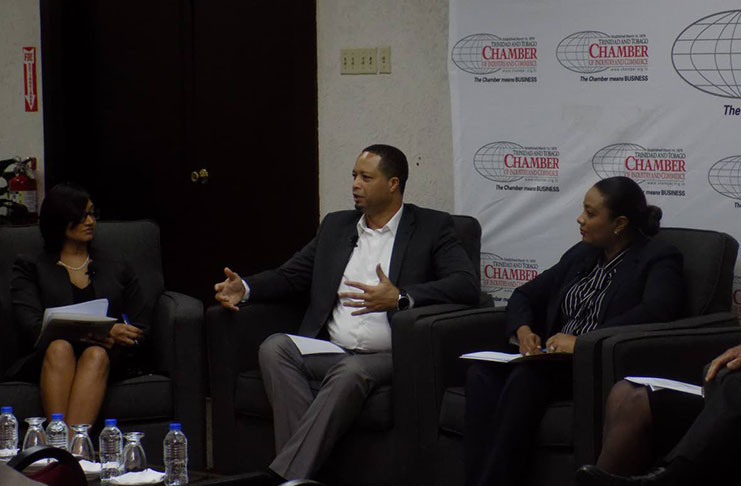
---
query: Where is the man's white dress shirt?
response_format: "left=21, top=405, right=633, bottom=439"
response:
left=242, top=205, right=407, bottom=353
left=326, top=205, right=404, bottom=352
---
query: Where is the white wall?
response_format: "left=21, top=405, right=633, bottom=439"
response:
left=317, top=0, right=453, bottom=217
left=0, top=0, right=44, bottom=195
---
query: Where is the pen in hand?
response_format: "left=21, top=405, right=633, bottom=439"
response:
left=121, top=314, right=140, bottom=346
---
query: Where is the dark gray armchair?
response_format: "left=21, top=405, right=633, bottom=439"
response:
left=206, top=215, right=485, bottom=485
left=0, top=221, right=206, bottom=468
left=408, top=227, right=738, bottom=486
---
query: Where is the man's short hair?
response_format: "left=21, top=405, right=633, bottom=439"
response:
left=362, top=144, right=409, bottom=195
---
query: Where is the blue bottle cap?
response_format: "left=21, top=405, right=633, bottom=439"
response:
left=105, top=418, right=117, bottom=426
left=1, top=406, right=12, bottom=414
left=51, top=413, right=63, bottom=420
left=169, top=423, right=182, bottom=431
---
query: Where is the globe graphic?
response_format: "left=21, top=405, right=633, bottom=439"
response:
left=556, top=31, right=611, bottom=74
left=474, top=141, right=524, bottom=183
left=708, top=155, right=741, bottom=200
left=672, top=10, right=741, bottom=99
left=592, top=143, right=645, bottom=179
left=451, top=33, right=502, bottom=74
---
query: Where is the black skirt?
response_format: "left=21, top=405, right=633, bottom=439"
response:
left=647, top=387, right=705, bottom=459
left=5, top=340, right=145, bottom=383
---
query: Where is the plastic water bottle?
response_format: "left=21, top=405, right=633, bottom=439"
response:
left=163, top=423, right=188, bottom=486
left=99, top=418, right=123, bottom=483
left=0, top=406, right=18, bottom=462
left=45, top=413, right=69, bottom=451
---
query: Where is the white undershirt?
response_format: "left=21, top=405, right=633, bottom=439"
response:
left=242, top=205, right=406, bottom=352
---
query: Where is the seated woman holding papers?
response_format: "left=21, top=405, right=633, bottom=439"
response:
left=7, top=184, right=149, bottom=426
left=575, top=344, right=741, bottom=486
left=464, top=176, right=684, bottom=486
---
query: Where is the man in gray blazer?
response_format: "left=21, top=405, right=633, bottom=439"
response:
left=214, top=144, right=479, bottom=482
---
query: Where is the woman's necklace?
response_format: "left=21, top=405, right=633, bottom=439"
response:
left=57, top=255, right=90, bottom=271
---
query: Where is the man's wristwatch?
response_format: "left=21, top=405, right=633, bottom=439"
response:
left=397, top=289, right=410, bottom=311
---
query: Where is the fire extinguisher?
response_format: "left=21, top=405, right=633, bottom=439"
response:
left=8, top=157, right=38, bottom=223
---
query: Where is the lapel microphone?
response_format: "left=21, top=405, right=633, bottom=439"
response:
left=86, top=261, right=98, bottom=278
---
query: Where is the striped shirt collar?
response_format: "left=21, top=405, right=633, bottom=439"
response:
left=599, top=246, right=631, bottom=270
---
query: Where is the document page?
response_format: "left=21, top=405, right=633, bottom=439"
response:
left=460, top=350, right=571, bottom=363
left=460, top=351, right=522, bottom=363
left=37, top=298, right=112, bottom=346
left=287, top=334, right=347, bottom=355
left=42, top=298, right=110, bottom=328
left=624, top=376, right=703, bottom=397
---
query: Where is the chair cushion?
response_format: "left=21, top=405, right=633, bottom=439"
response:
left=0, top=374, right=173, bottom=423
left=102, top=374, right=172, bottom=421
left=235, top=369, right=393, bottom=431
left=0, top=381, right=43, bottom=419
left=439, top=386, right=573, bottom=448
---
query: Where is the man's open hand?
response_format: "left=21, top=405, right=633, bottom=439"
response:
left=338, top=264, right=399, bottom=316
left=214, top=267, right=245, bottom=311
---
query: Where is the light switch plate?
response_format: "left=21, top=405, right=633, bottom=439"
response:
left=379, top=46, right=391, bottom=74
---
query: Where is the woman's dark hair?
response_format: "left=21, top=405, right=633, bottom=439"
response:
left=39, top=183, right=92, bottom=253
left=593, top=176, right=662, bottom=236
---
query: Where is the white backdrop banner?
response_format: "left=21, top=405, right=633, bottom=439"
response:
left=449, top=0, right=741, bottom=316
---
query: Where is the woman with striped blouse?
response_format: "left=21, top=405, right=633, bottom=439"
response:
left=465, top=176, right=685, bottom=486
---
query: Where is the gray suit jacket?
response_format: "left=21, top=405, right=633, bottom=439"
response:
left=245, top=204, right=480, bottom=338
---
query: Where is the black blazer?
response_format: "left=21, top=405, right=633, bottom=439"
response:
left=505, top=238, right=684, bottom=340
left=10, top=249, right=151, bottom=352
left=245, top=204, right=481, bottom=338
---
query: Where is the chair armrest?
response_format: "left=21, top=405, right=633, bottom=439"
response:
left=206, top=302, right=305, bottom=373
left=393, top=305, right=508, bottom=406
left=391, top=305, right=508, bottom=483
left=153, top=291, right=206, bottom=466
left=602, top=327, right=741, bottom=386
left=572, top=312, right=739, bottom=465
left=153, top=291, right=204, bottom=376
left=206, top=302, right=304, bottom=469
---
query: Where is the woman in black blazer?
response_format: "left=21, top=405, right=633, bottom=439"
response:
left=465, top=176, right=685, bottom=486
left=9, top=184, right=149, bottom=426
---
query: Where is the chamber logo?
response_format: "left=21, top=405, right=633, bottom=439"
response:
left=672, top=10, right=741, bottom=99
left=592, top=144, right=687, bottom=192
left=481, top=252, right=539, bottom=303
left=474, top=141, right=559, bottom=189
left=451, top=33, right=537, bottom=75
left=708, top=155, right=741, bottom=200
left=556, top=31, right=649, bottom=74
